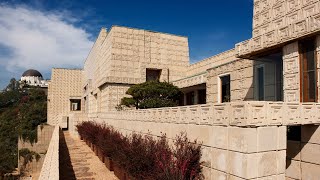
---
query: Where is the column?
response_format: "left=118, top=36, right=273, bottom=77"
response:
left=282, top=42, right=300, bottom=102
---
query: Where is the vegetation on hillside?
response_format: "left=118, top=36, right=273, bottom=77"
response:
left=120, top=81, right=182, bottom=109
left=0, top=78, right=47, bottom=177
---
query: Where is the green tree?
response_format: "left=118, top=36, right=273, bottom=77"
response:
left=0, top=78, right=47, bottom=177
left=18, top=88, right=47, bottom=143
left=120, top=81, right=182, bottom=109
left=5, top=78, right=19, bottom=91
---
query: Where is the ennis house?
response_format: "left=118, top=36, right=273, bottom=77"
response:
left=47, top=0, right=320, bottom=179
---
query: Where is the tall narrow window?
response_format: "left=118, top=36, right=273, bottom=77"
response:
left=257, top=66, right=265, bottom=101
left=220, top=75, right=230, bottom=103
left=300, top=38, right=317, bottom=102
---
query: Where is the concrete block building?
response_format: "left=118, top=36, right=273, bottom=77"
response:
left=47, top=0, right=320, bottom=179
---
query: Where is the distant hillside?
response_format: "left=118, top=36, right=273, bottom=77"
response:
left=0, top=78, right=47, bottom=177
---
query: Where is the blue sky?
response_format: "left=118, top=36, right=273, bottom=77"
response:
left=0, top=0, right=253, bottom=89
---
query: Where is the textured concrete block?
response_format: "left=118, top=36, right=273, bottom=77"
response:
left=301, top=162, right=320, bottom=180
left=210, top=126, right=228, bottom=149
left=228, top=127, right=257, bottom=153
left=301, top=142, right=320, bottom=165
left=285, top=159, right=301, bottom=179
left=257, top=151, right=278, bottom=177
left=211, top=148, right=229, bottom=172
left=229, top=151, right=258, bottom=179
left=277, top=150, right=286, bottom=175
left=201, top=146, right=212, bottom=168
left=278, top=126, right=287, bottom=150
left=212, top=169, right=228, bottom=180
left=258, top=127, right=278, bottom=152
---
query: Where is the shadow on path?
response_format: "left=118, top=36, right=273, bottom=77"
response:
left=59, top=129, right=76, bottom=180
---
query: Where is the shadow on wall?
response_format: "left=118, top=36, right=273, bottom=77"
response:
left=286, top=125, right=318, bottom=169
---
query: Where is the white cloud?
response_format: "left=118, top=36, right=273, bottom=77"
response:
left=0, top=4, right=94, bottom=77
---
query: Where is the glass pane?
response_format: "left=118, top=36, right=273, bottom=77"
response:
left=258, top=67, right=264, bottom=101
left=308, top=71, right=315, bottom=100
left=306, top=50, right=315, bottom=71
left=221, top=75, right=230, bottom=102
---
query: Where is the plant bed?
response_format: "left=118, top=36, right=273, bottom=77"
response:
left=104, top=156, right=114, bottom=171
left=76, top=121, right=204, bottom=180
left=113, top=162, right=126, bottom=180
left=98, top=148, right=104, bottom=162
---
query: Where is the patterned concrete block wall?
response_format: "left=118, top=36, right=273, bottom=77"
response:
left=207, top=59, right=254, bottom=103
left=83, top=28, right=108, bottom=90
left=237, top=0, right=320, bottom=57
left=47, top=68, right=83, bottom=125
left=82, top=26, right=190, bottom=113
left=282, top=42, right=300, bottom=102
left=186, top=49, right=237, bottom=77
left=100, top=84, right=131, bottom=112
left=109, top=26, right=189, bottom=82
left=18, top=125, right=54, bottom=179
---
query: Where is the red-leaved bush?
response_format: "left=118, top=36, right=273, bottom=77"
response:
left=76, top=121, right=203, bottom=180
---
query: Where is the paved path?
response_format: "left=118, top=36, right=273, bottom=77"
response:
left=59, top=131, right=118, bottom=180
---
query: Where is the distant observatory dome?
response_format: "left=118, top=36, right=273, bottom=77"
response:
left=22, top=69, right=43, bottom=77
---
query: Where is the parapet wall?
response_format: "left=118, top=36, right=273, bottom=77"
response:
left=90, top=102, right=289, bottom=179
left=38, top=125, right=59, bottom=180
left=68, top=101, right=320, bottom=179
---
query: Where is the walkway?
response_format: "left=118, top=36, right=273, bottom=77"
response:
left=59, top=130, right=118, bottom=180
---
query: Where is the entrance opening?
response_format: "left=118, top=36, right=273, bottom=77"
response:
left=70, top=99, right=81, bottom=111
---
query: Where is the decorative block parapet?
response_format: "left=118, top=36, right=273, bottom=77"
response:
left=102, top=101, right=320, bottom=127
left=38, top=125, right=59, bottom=180
left=236, top=0, right=320, bottom=57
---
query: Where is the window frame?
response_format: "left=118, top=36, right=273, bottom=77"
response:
left=218, top=73, right=231, bottom=103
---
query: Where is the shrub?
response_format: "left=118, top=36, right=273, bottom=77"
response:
left=120, top=81, right=182, bottom=109
left=76, top=122, right=203, bottom=180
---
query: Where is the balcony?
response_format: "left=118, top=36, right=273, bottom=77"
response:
left=101, top=101, right=320, bottom=127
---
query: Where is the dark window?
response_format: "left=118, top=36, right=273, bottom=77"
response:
left=146, top=69, right=161, bottom=81
left=70, top=99, right=81, bottom=111
left=257, top=66, right=265, bottom=101
left=220, top=75, right=230, bottom=103
left=198, top=89, right=206, bottom=104
left=300, top=38, right=317, bottom=102
left=287, top=126, right=301, bottom=141
left=186, top=91, right=195, bottom=105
